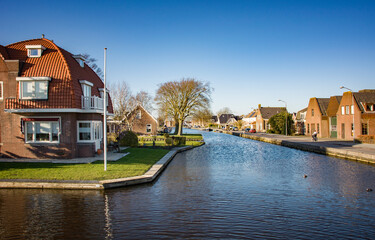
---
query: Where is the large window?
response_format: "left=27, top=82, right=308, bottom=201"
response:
left=351, top=105, right=354, bottom=115
left=17, top=77, right=51, bottom=100
left=311, top=109, right=314, bottom=117
left=346, top=105, right=350, bottom=115
left=341, top=106, right=345, bottom=115
left=77, top=121, right=102, bottom=142
left=25, top=121, right=59, bottom=143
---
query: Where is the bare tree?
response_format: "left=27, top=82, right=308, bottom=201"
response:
left=82, top=53, right=104, bottom=79
left=192, top=108, right=213, bottom=127
left=109, top=81, right=135, bottom=120
left=134, top=91, right=154, bottom=113
left=217, top=107, right=232, bottom=116
left=155, top=78, right=212, bottom=135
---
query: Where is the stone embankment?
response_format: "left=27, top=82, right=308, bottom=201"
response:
left=0, top=145, right=201, bottom=190
left=222, top=131, right=375, bottom=164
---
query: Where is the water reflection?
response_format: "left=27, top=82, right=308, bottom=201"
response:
left=1, top=130, right=375, bottom=239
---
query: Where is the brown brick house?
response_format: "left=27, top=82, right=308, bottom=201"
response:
left=326, top=96, right=342, bottom=138
left=0, top=37, right=113, bottom=159
left=255, top=104, right=286, bottom=132
left=305, top=98, right=330, bottom=138
left=337, top=90, right=375, bottom=141
left=125, top=105, right=158, bottom=135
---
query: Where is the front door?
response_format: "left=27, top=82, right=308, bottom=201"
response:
left=341, top=123, right=345, bottom=139
left=330, top=117, right=337, bottom=138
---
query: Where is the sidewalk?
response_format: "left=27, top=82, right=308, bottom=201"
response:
left=0, top=147, right=129, bottom=164
left=234, top=131, right=375, bottom=164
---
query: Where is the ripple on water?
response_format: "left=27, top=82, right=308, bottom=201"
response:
left=1, top=130, right=375, bottom=239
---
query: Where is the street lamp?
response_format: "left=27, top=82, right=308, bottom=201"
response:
left=340, top=86, right=355, bottom=143
left=278, top=99, right=288, bottom=136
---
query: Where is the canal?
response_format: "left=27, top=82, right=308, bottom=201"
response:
left=1, top=130, right=375, bottom=239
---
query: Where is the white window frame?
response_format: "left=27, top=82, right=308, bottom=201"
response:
left=25, top=119, right=60, bottom=144
left=351, top=105, right=354, bottom=115
left=16, top=77, right=51, bottom=100
left=79, top=80, right=93, bottom=97
left=73, top=55, right=85, bottom=68
left=25, top=45, right=46, bottom=58
left=77, top=120, right=103, bottom=142
left=341, top=106, right=345, bottom=115
left=346, top=105, right=350, bottom=115
left=0, top=81, right=3, bottom=100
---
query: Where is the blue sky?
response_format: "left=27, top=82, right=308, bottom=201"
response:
left=2, top=0, right=374, bottom=114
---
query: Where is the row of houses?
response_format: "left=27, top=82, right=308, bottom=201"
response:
left=210, top=89, right=375, bottom=143
left=210, top=104, right=286, bottom=132
left=297, top=89, right=375, bottom=141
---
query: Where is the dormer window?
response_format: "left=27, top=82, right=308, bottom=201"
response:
left=73, top=55, right=85, bottom=68
left=25, top=45, right=46, bottom=58
left=80, top=80, right=93, bottom=97
left=16, top=77, right=51, bottom=100
left=99, top=88, right=109, bottom=106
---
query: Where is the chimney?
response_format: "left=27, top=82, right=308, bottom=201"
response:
left=42, top=34, right=45, bottom=38
left=258, top=104, right=261, bottom=110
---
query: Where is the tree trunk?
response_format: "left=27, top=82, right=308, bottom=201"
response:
left=177, top=119, right=183, bottom=136
left=174, top=117, right=179, bottom=135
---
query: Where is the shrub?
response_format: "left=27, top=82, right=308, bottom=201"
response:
left=107, top=133, right=118, bottom=144
left=164, top=133, right=170, bottom=138
left=165, top=137, right=173, bottom=146
left=118, top=131, right=138, bottom=147
left=172, top=136, right=186, bottom=146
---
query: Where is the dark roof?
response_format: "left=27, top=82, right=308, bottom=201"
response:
left=218, top=114, right=235, bottom=124
left=211, top=115, right=218, bottom=122
left=0, top=45, right=9, bottom=60
left=354, top=90, right=375, bottom=112
left=259, top=107, right=286, bottom=119
left=316, top=98, right=330, bottom=116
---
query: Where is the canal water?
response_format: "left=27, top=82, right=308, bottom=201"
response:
left=1, top=130, right=375, bottom=239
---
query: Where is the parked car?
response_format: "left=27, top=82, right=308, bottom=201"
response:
left=245, top=128, right=251, bottom=132
left=232, top=127, right=238, bottom=131
left=249, top=129, right=256, bottom=133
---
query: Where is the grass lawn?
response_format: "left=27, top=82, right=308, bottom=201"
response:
left=139, top=133, right=204, bottom=147
left=0, top=148, right=169, bottom=181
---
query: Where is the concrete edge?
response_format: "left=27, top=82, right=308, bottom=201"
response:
left=0, top=143, right=204, bottom=190
left=228, top=132, right=375, bottom=164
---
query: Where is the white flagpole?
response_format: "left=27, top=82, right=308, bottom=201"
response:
left=104, top=48, right=107, bottom=171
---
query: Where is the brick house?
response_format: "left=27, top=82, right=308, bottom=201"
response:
left=0, top=37, right=113, bottom=159
left=326, top=96, right=342, bottom=138
left=294, top=107, right=307, bottom=135
left=305, top=98, right=330, bottom=138
left=255, top=104, right=286, bottom=132
left=337, top=90, right=375, bottom=141
left=125, top=104, right=157, bottom=135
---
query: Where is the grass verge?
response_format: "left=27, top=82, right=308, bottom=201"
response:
left=0, top=148, right=169, bottom=181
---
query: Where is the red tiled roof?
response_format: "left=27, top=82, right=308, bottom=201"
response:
left=0, top=45, right=9, bottom=60
left=4, top=38, right=113, bottom=113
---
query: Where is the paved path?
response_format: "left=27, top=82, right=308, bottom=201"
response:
left=0, top=147, right=129, bottom=163
left=226, top=131, right=375, bottom=164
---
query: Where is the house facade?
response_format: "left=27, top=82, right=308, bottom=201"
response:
left=294, top=107, right=307, bottom=135
left=256, top=104, right=286, bottom=132
left=305, top=98, right=330, bottom=138
left=242, top=110, right=257, bottom=129
left=336, top=90, right=375, bottom=141
left=125, top=105, right=157, bottom=135
left=0, top=38, right=113, bottom=159
left=326, top=96, right=342, bottom=138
